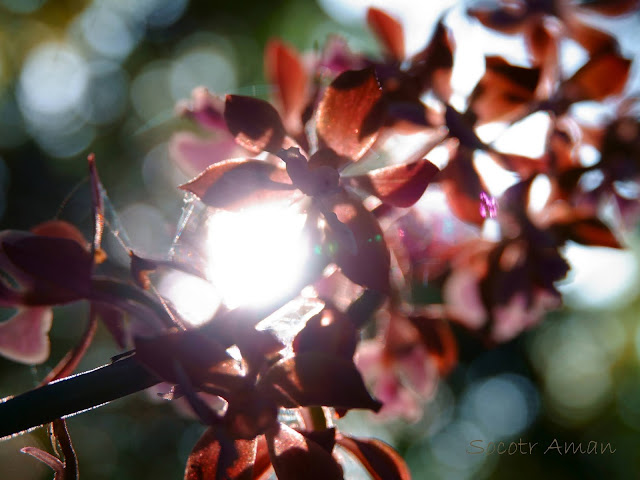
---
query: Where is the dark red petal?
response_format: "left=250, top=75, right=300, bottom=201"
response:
left=179, top=158, right=294, bottom=210
left=265, top=40, right=308, bottom=133
left=524, top=20, right=556, bottom=65
left=346, top=159, right=439, bottom=207
left=409, top=20, right=454, bottom=100
left=184, top=427, right=257, bottom=480
left=224, top=95, right=286, bottom=153
left=467, top=56, right=540, bottom=125
left=499, top=176, right=536, bottom=217
left=317, top=68, right=383, bottom=162
left=466, top=4, right=530, bottom=34
left=551, top=215, right=621, bottom=248
left=407, top=315, right=458, bottom=375
left=444, top=105, right=485, bottom=150
left=259, top=352, right=382, bottom=412
left=325, top=190, right=391, bottom=294
left=336, top=434, right=410, bottom=480
left=266, top=424, right=343, bottom=480
left=576, top=0, right=640, bottom=16
left=30, top=220, right=88, bottom=250
left=562, top=52, right=632, bottom=103
left=2, top=235, right=92, bottom=303
left=440, top=146, right=489, bottom=226
left=292, top=307, right=358, bottom=359
left=367, top=8, right=405, bottom=61
left=224, top=394, right=279, bottom=440
left=299, top=428, right=337, bottom=454
left=564, top=17, right=617, bottom=55
left=233, top=327, right=285, bottom=372
left=253, top=436, right=272, bottom=480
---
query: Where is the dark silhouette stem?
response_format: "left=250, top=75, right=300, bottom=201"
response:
left=0, top=355, right=159, bottom=440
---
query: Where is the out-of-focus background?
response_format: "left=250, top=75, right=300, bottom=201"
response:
left=1, top=1, right=639, bottom=479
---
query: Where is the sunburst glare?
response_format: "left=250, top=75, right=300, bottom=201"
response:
left=205, top=202, right=310, bottom=308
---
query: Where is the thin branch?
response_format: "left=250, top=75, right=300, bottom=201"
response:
left=0, top=355, right=159, bottom=440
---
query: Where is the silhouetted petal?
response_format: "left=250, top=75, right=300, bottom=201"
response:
left=367, top=8, right=405, bottom=61
left=409, top=19, right=454, bottom=100
left=337, top=435, right=411, bottom=480
left=260, top=352, right=382, bottom=412
left=224, top=393, right=279, bottom=440
left=233, top=326, right=285, bottom=373
left=317, top=68, right=383, bottom=161
left=266, top=424, right=343, bottom=480
left=346, top=158, right=439, bottom=207
left=325, top=191, right=391, bottom=294
left=224, top=95, right=286, bottom=154
left=180, top=159, right=294, bottom=210
left=467, top=2, right=535, bottom=34
left=292, top=307, right=358, bottom=359
left=575, top=0, right=640, bottom=16
left=1, top=235, right=92, bottom=304
left=467, top=56, right=541, bottom=125
left=184, top=427, right=257, bottom=480
left=444, top=105, right=485, bottom=150
left=298, top=428, right=337, bottom=454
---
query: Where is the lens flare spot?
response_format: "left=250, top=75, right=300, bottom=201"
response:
left=206, top=203, right=309, bottom=308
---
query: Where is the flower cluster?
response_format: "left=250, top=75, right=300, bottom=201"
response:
left=0, top=2, right=638, bottom=479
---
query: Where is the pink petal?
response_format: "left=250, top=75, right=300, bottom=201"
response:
left=0, top=307, right=52, bottom=364
left=175, top=86, right=227, bottom=132
left=169, top=131, right=242, bottom=177
left=355, top=339, right=384, bottom=378
left=492, top=291, right=559, bottom=342
left=396, top=346, right=437, bottom=398
left=374, top=371, right=422, bottom=422
left=443, top=269, right=487, bottom=329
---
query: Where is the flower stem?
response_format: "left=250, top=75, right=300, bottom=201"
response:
left=0, top=354, right=159, bottom=440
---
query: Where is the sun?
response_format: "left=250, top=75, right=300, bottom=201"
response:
left=204, top=202, right=310, bottom=309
